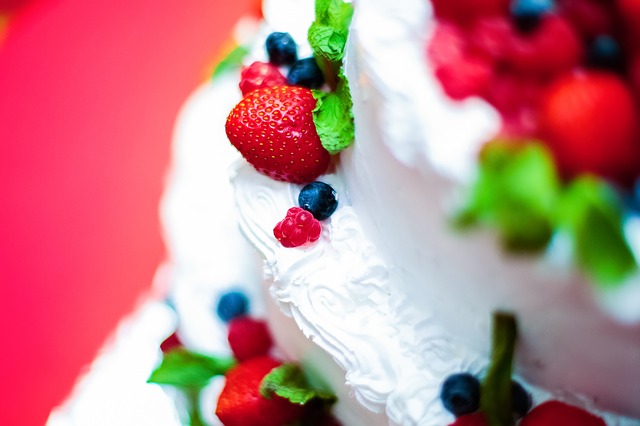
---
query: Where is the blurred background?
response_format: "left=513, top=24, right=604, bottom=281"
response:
left=0, top=0, right=255, bottom=424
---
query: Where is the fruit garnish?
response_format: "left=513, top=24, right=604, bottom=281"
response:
left=216, top=290, right=250, bottom=323
left=538, top=71, right=640, bottom=186
left=273, top=207, right=323, bottom=248
left=449, top=412, right=489, bottom=426
left=228, top=316, right=273, bottom=362
left=585, top=35, right=624, bottom=72
left=440, top=373, right=481, bottom=417
left=239, top=61, right=287, bottom=96
left=148, top=347, right=236, bottom=389
left=226, top=85, right=330, bottom=184
left=288, top=57, right=326, bottom=89
left=519, top=400, right=606, bottom=426
left=298, top=181, right=339, bottom=220
left=510, top=0, right=554, bottom=32
left=307, top=0, right=353, bottom=63
left=431, top=0, right=509, bottom=26
left=265, top=32, right=298, bottom=66
left=260, top=362, right=337, bottom=406
left=216, top=356, right=307, bottom=426
left=510, top=380, right=532, bottom=419
left=312, top=72, right=355, bottom=154
left=160, top=331, right=183, bottom=353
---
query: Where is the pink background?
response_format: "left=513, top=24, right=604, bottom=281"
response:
left=0, top=0, right=255, bottom=424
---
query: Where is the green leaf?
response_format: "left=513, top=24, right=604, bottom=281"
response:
left=260, top=363, right=337, bottom=406
left=148, top=348, right=236, bottom=389
left=312, top=74, right=354, bottom=154
left=556, top=177, right=637, bottom=287
left=308, top=0, right=353, bottom=62
left=211, top=45, right=250, bottom=80
left=456, top=142, right=559, bottom=251
left=481, top=312, right=518, bottom=426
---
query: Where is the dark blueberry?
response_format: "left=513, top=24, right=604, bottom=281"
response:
left=511, top=381, right=532, bottom=419
left=216, top=290, right=249, bottom=322
left=265, top=32, right=298, bottom=66
left=287, top=57, right=325, bottom=89
left=440, top=373, right=481, bottom=417
left=511, top=0, right=554, bottom=33
left=298, top=182, right=338, bottom=221
left=586, top=35, right=625, bottom=73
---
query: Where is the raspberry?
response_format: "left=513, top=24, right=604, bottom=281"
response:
left=504, top=14, right=582, bottom=76
left=159, top=332, right=182, bottom=353
left=227, top=316, right=273, bottom=362
left=558, top=0, right=617, bottom=39
left=430, top=0, right=509, bottom=26
left=273, top=207, right=322, bottom=248
left=449, top=412, right=488, bottom=426
left=238, top=61, right=287, bottom=96
left=468, top=16, right=514, bottom=61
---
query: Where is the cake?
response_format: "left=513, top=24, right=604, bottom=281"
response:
left=160, top=0, right=640, bottom=424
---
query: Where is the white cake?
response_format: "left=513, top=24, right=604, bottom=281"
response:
left=166, top=0, right=640, bottom=424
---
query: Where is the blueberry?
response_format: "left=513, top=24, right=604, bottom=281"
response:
left=440, top=373, right=481, bottom=417
left=587, top=35, right=625, bottom=73
left=216, top=290, right=249, bottom=322
left=298, top=182, right=338, bottom=221
left=511, top=381, right=532, bottom=419
left=511, top=0, right=554, bottom=32
left=287, top=57, right=325, bottom=89
left=265, top=32, right=298, bottom=66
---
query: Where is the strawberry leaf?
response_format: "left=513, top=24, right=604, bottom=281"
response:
left=556, top=177, right=637, bottom=287
left=308, top=0, right=353, bottom=62
left=312, top=73, right=354, bottom=154
left=148, top=348, right=236, bottom=389
left=260, top=363, right=337, bottom=405
left=480, top=312, right=518, bottom=426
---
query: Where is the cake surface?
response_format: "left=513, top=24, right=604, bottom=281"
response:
left=163, top=0, right=640, bottom=424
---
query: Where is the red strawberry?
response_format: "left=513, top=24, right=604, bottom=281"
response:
left=519, top=401, right=606, bottom=426
left=215, top=356, right=306, bottom=426
left=449, top=412, right=488, bottom=426
left=228, top=316, right=273, bottom=362
left=239, top=61, right=287, bottom=96
left=538, top=71, right=640, bottom=186
left=273, top=207, right=322, bottom=248
left=226, top=86, right=330, bottom=184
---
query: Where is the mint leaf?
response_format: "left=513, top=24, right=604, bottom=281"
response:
left=312, top=74, right=354, bottom=154
left=148, top=348, right=236, bottom=389
left=556, top=177, right=636, bottom=287
left=456, top=142, right=559, bottom=251
left=260, top=363, right=337, bottom=405
left=211, top=45, right=250, bottom=80
left=481, top=312, right=518, bottom=426
left=308, top=0, right=353, bottom=62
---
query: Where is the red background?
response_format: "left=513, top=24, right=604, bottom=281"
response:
left=0, top=0, right=255, bottom=424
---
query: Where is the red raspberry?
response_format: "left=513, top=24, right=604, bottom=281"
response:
left=617, top=0, right=640, bottom=38
left=519, top=401, right=606, bottom=426
left=504, top=14, right=582, bottom=76
left=449, top=412, right=488, bottom=426
left=160, top=331, right=183, bottom=353
left=239, top=61, right=287, bottom=96
left=558, top=0, right=617, bottom=38
left=273, top=207, right=322, bottom=248
left=228, top=316, right=273, bottom=362
left=430, top=0, right=509, bottom=26
left=468, top=16, right=514, bottom=61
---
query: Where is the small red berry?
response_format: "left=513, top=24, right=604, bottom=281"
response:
left=160, top=332, right=182, bottom=353
left=239, top=61, right=287, bottom=96
left=449, top=412, right=488, bottom=426
left=274, top=207, right=322, bottom=248
left=227, top=316, right=273, bottom=362
left=430, top=0, right=509, bottom=26
left=519, top=401, right=606, bottom=426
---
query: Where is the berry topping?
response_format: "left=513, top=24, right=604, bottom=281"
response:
left=227, top=316, right=273, bottom=362
left=586, top=35, right=624, bottom=72
left=431, top=0, right=509, bottom=26
left=538, top=71, right=640, bottom=185
left=287, top=57, right=326, bottom=89
left=265, top=32, right=298, bottom=66
left=519, top=400, right=606, bottom=426
left=216, top=290, right=249, bottom=323
left=298, top=181, right=339, bottom=220
left=226, top=85, right=330, bottom=184
left=239, top=61, right=287, bottom=96
left=159, top=332, right=182, bottom=353
left=449, top=412, right=488, bottom=426
left=510, top=0, right=555, bottom=32
left=215, top=356, right=306, bottom=426
left=273, top=207, right=323, bottom=248
left=440, top=373, right=481, bottom=417
left=511, top=380, right=532, bottom=419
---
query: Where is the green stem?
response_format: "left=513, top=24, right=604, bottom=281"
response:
left=186, top=388, right=206, bottom=426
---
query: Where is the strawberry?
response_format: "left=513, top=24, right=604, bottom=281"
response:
left=538, top=71, right=640, bottom=186
left=227, top=316, right=273, bottom=362
left=215, top=356, right=306, bottom=426
left=519, top=401, right=606, bottom=426
left=239, top=61, right=287, bottom=96
left=448, top=412, right=488, bottom=426
left=226, top=86, right=331, bottom=184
